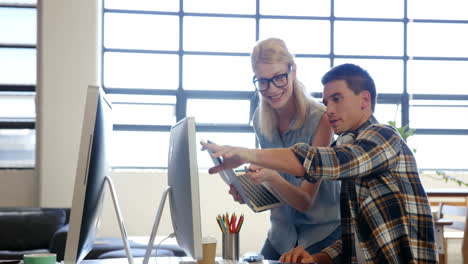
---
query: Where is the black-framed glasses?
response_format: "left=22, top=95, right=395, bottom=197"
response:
left=252, top=64, right=292, bottom=92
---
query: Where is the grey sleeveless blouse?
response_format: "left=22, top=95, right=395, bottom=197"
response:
left=252, top=99, right=341, bottom=254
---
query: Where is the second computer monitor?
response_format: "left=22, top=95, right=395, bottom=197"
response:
left=167, top=116, right=203, bottom=260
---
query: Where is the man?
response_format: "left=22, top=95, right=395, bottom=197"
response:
left=202, top=64, right=437, bottom=263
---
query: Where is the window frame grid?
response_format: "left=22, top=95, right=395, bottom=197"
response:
left=102, top=0, right=468, bottom=169
left=0, top=3, right=36, bottom=129
left=0, top=2, right=36, bottom=169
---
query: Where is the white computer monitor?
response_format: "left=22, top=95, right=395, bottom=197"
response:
left=64, top=86, right=113, bottom=264
left=144, top=116, right=203, bottom=263
left=167, top=117, right=203, bottom=260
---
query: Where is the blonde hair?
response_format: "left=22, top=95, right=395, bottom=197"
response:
left=251, top=38, right=312, bottom=140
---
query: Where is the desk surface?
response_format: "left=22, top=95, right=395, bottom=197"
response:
left=434, top=218, right=453, bottom=226
left=79, top=257, right=272, bottom=264
left=80, top=257, right=194, bottom=264
left=426, top=188, right=468, bottom=197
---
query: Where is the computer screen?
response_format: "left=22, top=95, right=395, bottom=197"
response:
left=64, top=86, right=112, bottom=264
left=167, top=116, right=203, bottom=260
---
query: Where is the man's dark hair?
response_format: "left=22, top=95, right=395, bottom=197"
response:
left=321, top=63, right=377, bottom=112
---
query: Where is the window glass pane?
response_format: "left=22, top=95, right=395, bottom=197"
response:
left=294, top=58, right=330, bottom=94
left=111, top=131, right=170, bottom=168
left=184, top=55, right=252, bottom=91
left=109, top=94, right=176, bottom=125
left=101, top=1, right=468, bottom=172
left=260, top=19, right=330, bottom=54
left=0, top=7, right=36, bottom=45
left=0, top=94, right=35, bottom=119
left=104, top=52, right=179, bottom=89
left=0, top=0, right=36, bottom=4
left=111, top=131, right=256, bottom=168
left=408, top=135, right=468, bottom=170
left=408, top=23, right=468, bottom=57
left=0, top=48, right=36, bottom=85
left=334, top=59, right=403, bottom=93
left=109, top=94, right=176, bottom=104
left=185, top=0, right=254, bottom=14
left=196, top=132, right=256, bottom=169
left=410, top=100, right=468, bottom=129
left=260, top=0, right=329, bottom=17
left=407, top=60, right=468, bottom=94
left=374, top=104, right=401, bottom=127
left=187, top=99, right=250, bottom=124
left=104, top=13, right=179, bottom=50
left=408, top=0, right=468, bottom=20
left=0, top=129, right=35, bottom=168
left=104, top=0, right=178, bottom=12
left=335, top=0, right=403, bottom=18
left=184, top=17, right=255, bottom=53
left=335, top=21, right=403, bottom=56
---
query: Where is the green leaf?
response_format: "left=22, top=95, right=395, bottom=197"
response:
left=434, top=170, right=468, bottom=187
left=387, top=121, right=416, bottom=142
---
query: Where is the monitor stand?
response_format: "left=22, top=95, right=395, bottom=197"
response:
left=143, top=186, right=172, bottom=264
left=104, top=176, right=134, bottom=264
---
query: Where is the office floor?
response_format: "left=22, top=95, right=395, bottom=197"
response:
left=448, top=238, right=463, bottom=263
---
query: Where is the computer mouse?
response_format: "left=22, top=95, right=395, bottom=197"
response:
left=241, top=252, right=264, bottom=263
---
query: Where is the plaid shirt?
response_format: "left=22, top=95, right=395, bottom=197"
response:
left=290, top=118, right=437, bottom=264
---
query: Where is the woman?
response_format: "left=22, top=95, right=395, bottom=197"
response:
left=230, top=38, right=341, bottom=260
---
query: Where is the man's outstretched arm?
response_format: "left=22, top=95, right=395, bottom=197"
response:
left=201, top=141, right=305, bottom=176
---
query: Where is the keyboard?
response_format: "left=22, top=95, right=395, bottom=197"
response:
left=238, top=174, right=281, bottom=210
left=217, top=260, right=238, bottom=264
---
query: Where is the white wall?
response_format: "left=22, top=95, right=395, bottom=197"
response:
left=37, top=0, right=101, bottom=207
left=0, top=169, right=37, bottom=206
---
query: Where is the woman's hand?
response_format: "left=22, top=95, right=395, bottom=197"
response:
left=246, top=164, right=279, bottom=185
left=228, top=184, right=245, bottom=204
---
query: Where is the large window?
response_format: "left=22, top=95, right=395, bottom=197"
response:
left=0, top=0, right=36, bottom=168
left=103, top=0, right=468, bottom=171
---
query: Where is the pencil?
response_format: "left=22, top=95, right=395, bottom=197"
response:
left=218, top=215, right=227, bottom=233
left=234, top=168, right=252, bottom=173
left=236, top=214, right=244, bottom=233
left=225, top=213, right=230, bottom=233
left=216, top=217, right=224, bottom=233
left=230, top=213, right=237, bottom=233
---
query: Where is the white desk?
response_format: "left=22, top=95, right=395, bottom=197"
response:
left=124, top=236, right=178, bottom=246
left=80, top=257, right=195, bottom=264
left=80, top=257, right=272, bottom=264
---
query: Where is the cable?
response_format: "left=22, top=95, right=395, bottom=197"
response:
left=153, top=233, right=176, bottom=262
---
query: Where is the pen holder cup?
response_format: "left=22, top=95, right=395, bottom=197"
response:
left=222, top=233, right=240, bottom=260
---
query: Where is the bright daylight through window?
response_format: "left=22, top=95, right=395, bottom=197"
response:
left=102, top=0, right=468, bottom=176
left=0, top=0, right=36, bottom=168
left=2, top=0, right=468, bottom=180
